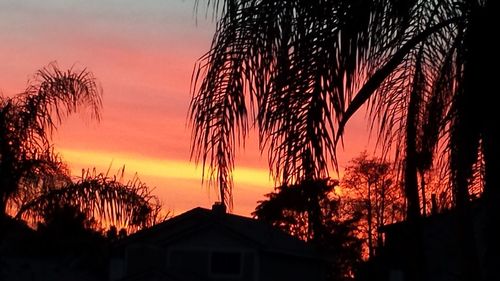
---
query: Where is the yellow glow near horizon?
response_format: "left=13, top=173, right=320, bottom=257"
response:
left=57, top=148, right=273, bottom=189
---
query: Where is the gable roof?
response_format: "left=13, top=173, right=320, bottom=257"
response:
left=116, top=206, right=318, bottom=259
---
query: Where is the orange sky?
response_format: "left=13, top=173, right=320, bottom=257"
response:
left=0, top=0, right=373, bottom=216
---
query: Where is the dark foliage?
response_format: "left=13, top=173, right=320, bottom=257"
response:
left=254, top=179, right=362, bottom=281
left=0, top=63, right=102, bottom=215
left=16, top=167, right=167, bottom=234
left=192, top=2, right=499, bottom=278
left=341, top=152, right=405, bottom=259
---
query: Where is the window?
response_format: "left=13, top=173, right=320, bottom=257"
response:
left=168, top=249, right=208, bottom=276
left=126, top=245, right=164, bottom=274
left=210, top=251, right=242, bottom=276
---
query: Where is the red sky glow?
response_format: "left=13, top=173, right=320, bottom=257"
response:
left=0, top=0, right=373, bottom=216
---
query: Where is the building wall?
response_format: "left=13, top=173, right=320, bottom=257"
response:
left=110, top=226, right=259, bottom=281
left=260, top=252, right=324, bottom=281
left=110, top=225, right=323, bottom=281
left=380, top=206, right=489, bottom=281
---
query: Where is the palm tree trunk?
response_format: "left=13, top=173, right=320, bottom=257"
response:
left=449, top=3, right=492, bottom=279
left=478, top=2, right=499, bottom=279
left=482, top=130, right=500, bottom=281
left=405, top=69, right=421, bottom=222
left=404, top=69, right=424, bottom=281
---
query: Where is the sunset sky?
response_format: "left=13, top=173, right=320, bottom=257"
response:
left=0, top=0, right=372, bottom=216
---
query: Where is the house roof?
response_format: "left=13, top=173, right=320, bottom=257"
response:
left=116, top=205, right=319, bottom=259
left=380, top=198, right=485, bottom=234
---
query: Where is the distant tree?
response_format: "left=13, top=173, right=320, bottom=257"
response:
left=37, top=203, right=101, bottom=241
left=106, top=225, right=128, bottom=242
left=16, top=167, right=167, bottom=234
left=254, top=178, right=362, bottom=281
left=341, top=152, right=404, bottom=259
left=0, top=63, right=102, bottom=216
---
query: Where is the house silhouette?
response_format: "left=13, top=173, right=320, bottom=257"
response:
left=360, top=200, right=490, bottom=281
left=109, top=203, right=326, bottom=281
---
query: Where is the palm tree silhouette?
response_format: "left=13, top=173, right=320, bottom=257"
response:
left=190, top=1, right=498, bottom=279
left=16, top=167, right=165, bottom=233
left=189, top=1, right=454, bottom=211
left=0, top=63, right=102, bottom=216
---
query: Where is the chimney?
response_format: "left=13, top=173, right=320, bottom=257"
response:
left=212, top=202, right=226, bottom=215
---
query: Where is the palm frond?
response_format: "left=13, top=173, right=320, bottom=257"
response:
left=192, top=0, right=494, bottom=215
left=0, top=63, right=102, bottom=214
left=16, top=168, right=165, bottom=233
left=19, top=62, right=102, bottom=137
left=191, top=0, right=402, bottom=200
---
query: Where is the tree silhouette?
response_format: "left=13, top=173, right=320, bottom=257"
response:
left=191, top=0, right=496, bottom=217
left=341, top=152, right=404, bottom=259
left=0, top=63, right=102, bottom=216
left=34, top=203, right=110, bottom=277
left=253, top=178, right=362, bottom=281
left=16, top=167, right=166, bottom=234
left=191, top=1, right=448, bottom=210
left=191, top=1, right=498, bottom=279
